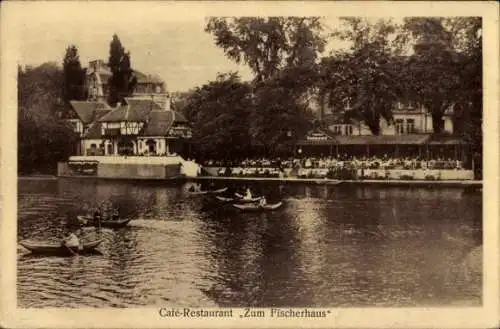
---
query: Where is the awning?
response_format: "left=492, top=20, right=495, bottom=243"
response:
left=335, top=135, right=431, bottom=145
left=427, top=136, right=467, bottom=145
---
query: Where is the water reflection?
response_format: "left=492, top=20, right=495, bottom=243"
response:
left=18, top=179, right=482, bottom=308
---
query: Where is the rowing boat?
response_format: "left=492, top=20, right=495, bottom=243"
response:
left=19, top=239, right=104, bottom=255
left=232, top=201, right=283, bottom=212
left=77, top=215, right=132, bottom=228
left=216, top=195, right=262, bottom=203
left=189, top=187, right=228, bottom=195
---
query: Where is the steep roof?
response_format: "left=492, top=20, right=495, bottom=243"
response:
left=141, top=110, right=189, bottom=136
left=172, top=110, right=188, bottom=124
left=70, top=101, right=111, bottom=124
left=141, top=111, right=174, bottom=136
left=98, top=98, right=162, bottom=122
left=83, top=122, right=103, bottom=139
left=133, top=70, right=164, bottom=84
left=86, top=60, right=164, bottom=85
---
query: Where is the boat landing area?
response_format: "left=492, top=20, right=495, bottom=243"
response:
left=191, top=176, right=483, bottom=188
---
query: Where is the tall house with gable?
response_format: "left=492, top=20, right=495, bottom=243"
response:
left=85, top=59, right=170, bottom=109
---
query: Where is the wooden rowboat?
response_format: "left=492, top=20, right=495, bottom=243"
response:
left=189, top=187, right=228, bottom=195
left=232, top=202, right=283, bottom=212
left=77, top=215, right=132, bottom=228
left=216, top=195, right=262, bottom=203
left=19, top=239, right=104, bottom=256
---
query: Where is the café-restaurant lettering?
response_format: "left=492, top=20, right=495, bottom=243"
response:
left=306, top=133, right=329, bottom=141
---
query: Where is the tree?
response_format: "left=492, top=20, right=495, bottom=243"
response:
left=205, top=17, right=324, bottom=149
left=319, top=18, right=402, bottom=134
left=18, top=63, right=78, bottom=174
left=184, top=73, right=253, bottom=161
left=205, top=17, right=326, bottom=84
left=62, top=45, right=86, bottom=112
left=403, top=17, right=460, bottom=134
left=107, top=34, right=137, bottom=106
left=170, top=90, right=195, bottom=118
left=446, top=17, right=482, bottom=175
left=250, top=75, right=313, bottom=155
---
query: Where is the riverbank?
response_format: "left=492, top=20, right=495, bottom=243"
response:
left=18, top=175, right=58, bottom=181
left=28, top=174, right=482, bottom=188
left=191, top=176, right=483, bottom=188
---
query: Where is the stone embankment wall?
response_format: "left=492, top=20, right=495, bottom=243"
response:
left=202, top=167, right=475, bottom=181
left=58, top=160, right=184, bottom=179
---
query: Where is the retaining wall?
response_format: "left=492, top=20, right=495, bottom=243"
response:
left=58, top=162, right=182, bottom=179
left=202, top=166, right=474, bottom=181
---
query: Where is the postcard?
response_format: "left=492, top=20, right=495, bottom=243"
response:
left=1, top=1, right=499, bottom=328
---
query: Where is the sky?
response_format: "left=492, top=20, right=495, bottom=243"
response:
left=12, top=2, right=351, bottom=93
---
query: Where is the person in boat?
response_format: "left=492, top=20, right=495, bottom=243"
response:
left=188, top=183, right=201, bottom=192
left=259, top=197, right=267, bottom=207
left=243, top=188, right=253, bottom=200
left=111, top=208, right=119, bottom=221
left=61, top=228, right=83, bottom=250
left=93, top=208, right=102, bottom=221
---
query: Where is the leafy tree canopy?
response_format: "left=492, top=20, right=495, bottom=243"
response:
left=18, top=63, right=78, bottom=174
left=205, top=17, right=326, bottom=84
left=184, top=72, right=253, bottom=160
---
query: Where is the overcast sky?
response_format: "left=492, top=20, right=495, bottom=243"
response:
left=12, top=2, right=355, bottom=92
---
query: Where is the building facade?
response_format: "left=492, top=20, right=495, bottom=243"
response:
left=69, top=98, right=192, bottom=157
left=316, top=100, right=454, bottom=137
left=85, top=59, right=170, bottom=108
left=298, top=98, right=464, bottom=161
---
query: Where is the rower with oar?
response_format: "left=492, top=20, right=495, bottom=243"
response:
left=60, top=225, right=83, bottom=255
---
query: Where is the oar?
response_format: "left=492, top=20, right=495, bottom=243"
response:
left=63, top=242, right=78, bottom=256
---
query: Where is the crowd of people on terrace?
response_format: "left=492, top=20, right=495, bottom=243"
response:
left=203, top=154, right=465, bottom=171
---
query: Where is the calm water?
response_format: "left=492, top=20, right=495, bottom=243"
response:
left=17, top=178, right=482, bottom=308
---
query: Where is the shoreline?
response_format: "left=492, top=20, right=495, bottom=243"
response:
left=192, top=176, right=482, bottom=188
left=44, top=175, right=483, bottom=188
left=18, top=175, right=58, bottom=181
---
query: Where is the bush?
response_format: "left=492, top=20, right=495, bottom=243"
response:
left=400, top=174, right=414, bottom=180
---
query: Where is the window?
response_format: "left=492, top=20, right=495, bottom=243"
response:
left=347, top=125, right=353, bottom=136
left=406, top=119, right=415, bottom=134
left=333, top=125, right=339, bottom=135
left=395, top=119, right=404, bottom=135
